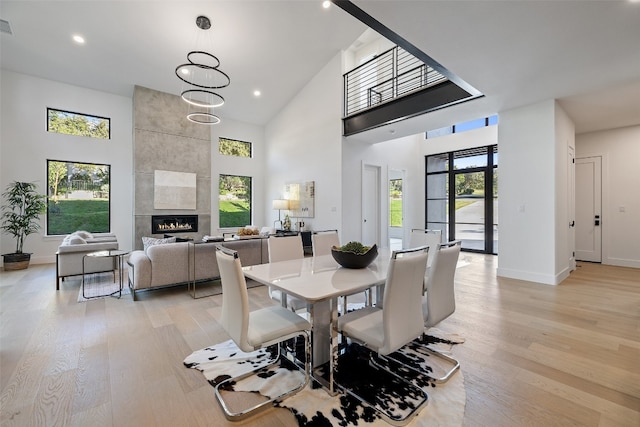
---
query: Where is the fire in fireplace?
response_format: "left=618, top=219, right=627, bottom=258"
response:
left=152, top=215, right=198, bottom=234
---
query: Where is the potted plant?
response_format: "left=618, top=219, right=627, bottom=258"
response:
left=1, top=181, right=47, bottom=270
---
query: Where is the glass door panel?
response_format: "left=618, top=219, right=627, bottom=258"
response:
left=454, top=171, right=485, bottom=251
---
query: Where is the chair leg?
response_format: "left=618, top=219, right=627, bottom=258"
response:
left=214, top=331, right=311, bottom=421
left=380, top=340, right=460, bottom=384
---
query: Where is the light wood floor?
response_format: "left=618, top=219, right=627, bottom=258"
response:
left=1, top=254, right=638, bottom=426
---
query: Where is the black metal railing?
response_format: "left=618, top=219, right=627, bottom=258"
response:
left=344, top=46, right=448, bottom=117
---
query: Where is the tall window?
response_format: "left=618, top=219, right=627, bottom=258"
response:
left=389, top=178, right=403, bottom=227
left=219, top=174, right=252, bottom=228
left=425, top=145, right=498, bottom=254
left=219, top=137, right=252, bottom=158
left=47, top=160, right=110, bottom=235
left=47, top=108, right=110, bottom=139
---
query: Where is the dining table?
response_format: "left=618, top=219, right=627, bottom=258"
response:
left=242, top=248, right=392, bottom=394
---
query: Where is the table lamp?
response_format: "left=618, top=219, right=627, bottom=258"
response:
left=272, top=199, right=289, bottom=228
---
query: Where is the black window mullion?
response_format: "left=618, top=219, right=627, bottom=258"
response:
left=448, top=151, right=455, bottom=242
left=485, top=146, right=494, bottom=253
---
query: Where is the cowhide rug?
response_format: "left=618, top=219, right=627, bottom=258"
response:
left=184, top=329, right=465, bottom=426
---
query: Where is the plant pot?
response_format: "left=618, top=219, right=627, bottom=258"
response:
left=2, top=252, right=31, bottom=271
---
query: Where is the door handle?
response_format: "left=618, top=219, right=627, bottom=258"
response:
left=595, top=215, right=600, bottom=226
left=569, top=221, right=575, bottom=227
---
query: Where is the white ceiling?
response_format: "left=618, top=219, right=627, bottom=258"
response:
left=1, top=1, right=639, bottom=143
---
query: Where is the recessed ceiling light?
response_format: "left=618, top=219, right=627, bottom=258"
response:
left=322, top=1, right=331, bottom=9
left=72, top=34, right=85, bottom=44
left=181, top=68, right=190, bottom=75
left=253, top=90, right=261, bottom=97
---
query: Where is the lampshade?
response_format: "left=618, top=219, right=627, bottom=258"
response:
left=272, top=199, right=289, bottom=210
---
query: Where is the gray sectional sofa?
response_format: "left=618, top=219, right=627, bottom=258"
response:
left=127, top=237, right=269, bottom=300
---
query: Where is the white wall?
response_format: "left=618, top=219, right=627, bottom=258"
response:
left=211, top=118, right=265, bottom=234
left=342, top=134, right=421, bottom=246
left=497, top=100, right=560, bottom=284
left=554, top=102, right=576, bottom=281
left=576, top=125, right=640, bottom=268
left=265, top=53, right=343, bottom=234
left=0, top=71, right=133, bottom=264
left=341, top=123, right=499, bottom=246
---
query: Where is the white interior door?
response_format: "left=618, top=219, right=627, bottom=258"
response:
left=568, top=147, right=576, bottom=270
left=576, top=156, right=602, bottom=262
left=362, top=164, right=380, bottom=246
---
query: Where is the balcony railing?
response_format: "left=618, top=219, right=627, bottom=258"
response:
left=344, top=46, right=448, bottom=117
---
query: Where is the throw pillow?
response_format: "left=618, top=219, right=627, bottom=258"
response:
left=142, top=236, right=176, bottom=253
left=74, top=230, right=93, bottom=239
left=68, top=235, right=86, bottom=245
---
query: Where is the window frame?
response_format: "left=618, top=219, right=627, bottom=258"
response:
left=218, top=137, right=253, bottom=158
left=46, top=159, right=111, bottom=236
left=218, top=174, right=253, bottom=228
left=47, top=107, right=111, bottom=140
left=425, top=144, right=498, bottom=254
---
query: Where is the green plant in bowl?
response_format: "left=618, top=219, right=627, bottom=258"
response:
left=331, top=241, right=378, bottom=268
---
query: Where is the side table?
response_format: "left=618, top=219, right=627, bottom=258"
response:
left=188, top=239, right=222, bottom=299
left=82, top=249, right=130, bottom=299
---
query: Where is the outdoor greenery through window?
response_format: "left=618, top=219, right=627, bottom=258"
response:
left=47, top=160, right=110, bottom=235
left=219, top=137, right=252, bottom=158
left=47, top=108, right=110, bottom=139
left=219, top=174, right=252, bottom=228
left=389, top=179, right=403, bottom=227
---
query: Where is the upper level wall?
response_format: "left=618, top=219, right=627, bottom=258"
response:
left=211, top=118, right=266, bottom=233
left=265, top=53, right=344, bottom=234
left=0, top=71, right=133, bottom=263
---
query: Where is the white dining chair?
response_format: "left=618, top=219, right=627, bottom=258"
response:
left=267, top=235, right=307, bottom=311
left=407, top=228, right=442, bottom=268
left=214, top=245, right=311, bottom=421
left=419, top=240, right=461, bottom=383
left=311, top=230, right=340, bottom=256
left=335, top=245, right=430, bottom=425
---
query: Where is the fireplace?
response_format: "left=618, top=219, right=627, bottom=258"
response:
left=152, top=215, right=198, bottom=234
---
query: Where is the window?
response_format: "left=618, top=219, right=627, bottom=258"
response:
left=219, top=174, right=252, bottom=228
left=425, top=145, right=498, bottom=254
left=219, top=137, right=252, bottom=158
left=47, top=108, right=110, bottom=139
left=47, top=160, right=110, bottom=235
left=389, top=178, right=403, bottom=227
left=425, top=115, right=498, bottom=139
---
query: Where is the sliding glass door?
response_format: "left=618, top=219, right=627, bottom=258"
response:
left=425, top=145, right=498, bottom=254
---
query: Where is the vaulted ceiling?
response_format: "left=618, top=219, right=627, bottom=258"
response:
left=2, top=1, right=639, bottom=143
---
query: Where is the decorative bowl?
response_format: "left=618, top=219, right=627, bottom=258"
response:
left=331, top=244, right=378, bottom=269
